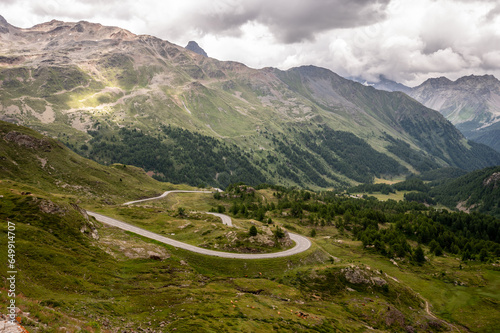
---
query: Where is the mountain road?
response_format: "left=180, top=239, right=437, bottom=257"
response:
left=87, top=190, right=311, bottom=259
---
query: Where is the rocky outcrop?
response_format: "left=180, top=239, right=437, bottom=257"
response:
left=0, top=320, right=29, bottom=333
left=342, top=267, right=372, bottom=285
left=341, top=266, right=387, bottom=287
left=72, top=204, right=99, bottom=240
left=39, top=199, right=66, bottom=215
left=483, top=172, right=500, bottom=188
left=0, top=312, right=30, bottom=333
left=278, top=230, right=294, bottom=247
left=185, top=41, right=208, bottom=57
left=3, top=132, right=52, bottom=152
left=249, top=233, right=275, bottom=247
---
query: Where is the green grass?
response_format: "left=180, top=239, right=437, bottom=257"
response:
left=1, top=185, right=499, bottom=332
left=312, top=233, right=500, bottom=331
left=350, top=190, right=411, bottom=202
left=373, top=177, right=406, bottom=185
left=0, top=120, right=184, bottom=205
left=0, top=119, right=498, bottom=331
left=90, top=202, right=295, bottom=254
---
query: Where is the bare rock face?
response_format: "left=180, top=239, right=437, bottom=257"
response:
left=483, top=172, right=500, bottom=188
left=99, top=237, right=170, bottom=260
left=384, top=307, right=405, bottom=327
left=185, top=41, right=208, bottom=57
left=405, top=74, right=500, bottom=152
left=39, top=199, right=66, bottom=215
left=147, top=251, right=164, bottom=260
left=371, top=276, right=388, bottom=287
left=71, top=203, right=99, bottom=240
left=342, top=267, right=387, bottom=287
left=0, top=15, right=12, bottom=34
left=0, top=320, right=29, bottom=333
left=4, top=132, right=52, bottom=152
left=0, top=311, right=29, bottom=333
left=79, top=218, right=99, bottom=240
left=249, top=233, right=275, bottom=247
left=342, top=267, right=372, bottom=285
left=225, top=230, right=238, bottom=244
left=278, top=230, right=293, bottom=247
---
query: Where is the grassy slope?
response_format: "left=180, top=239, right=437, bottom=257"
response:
left=1, top=185, right=499, bottom=332
left=0, top=120, right=184, bottom=204
left=0, top=115, right=498, bottom=331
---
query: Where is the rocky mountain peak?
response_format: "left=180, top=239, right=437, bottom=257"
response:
left=405, top=73, right=500, bottom=152
left=0, top=15, right=14, bottom=34
left=419, top=76, right=452, bottom=88
left=185, top=41, right=208, bottom=57
left=0, top=15, right=8, bottom=26
left=455, top=74, right=499, bottom=86
left=30, top=19, right=66, bottom=31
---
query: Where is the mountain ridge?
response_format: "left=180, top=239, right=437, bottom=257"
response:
left=1, top=16, right=499, bottom=188
left=354, top=73, right=500, bottom=152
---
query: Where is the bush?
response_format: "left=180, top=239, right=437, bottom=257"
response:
left=177, top=207, right=186, bottom=217
left=274, top=226, right=285, bottom=239
left=434, top=245, right=443, bottom=256
left=249, top=225, right=258, bottom=237
left=414, top=246, right=426, bottom=264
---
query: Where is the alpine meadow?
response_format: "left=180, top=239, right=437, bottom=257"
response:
left=0, top=7, right=499, bottom=333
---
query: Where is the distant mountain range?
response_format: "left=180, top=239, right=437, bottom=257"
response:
left=354, top=74, right=500, bottom=152
left=1, top=16, right=499, bottom=188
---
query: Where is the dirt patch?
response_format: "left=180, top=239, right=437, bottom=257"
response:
left=32, top=105, right=55, bottom=124
left=3, top=105, right=21, bottom=116
left=456, top=200, right=476, bottom=213
left=98, top=227, right=170, bottom=260
left=36, top=155, right=47, bottom=168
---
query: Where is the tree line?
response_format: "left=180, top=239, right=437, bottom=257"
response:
left=214, top=184, right=500, bottom=263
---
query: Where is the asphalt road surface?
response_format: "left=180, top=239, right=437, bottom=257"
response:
left=87, top=190, right=311, bottom=259
left=123, top=190, right=213, bottom=205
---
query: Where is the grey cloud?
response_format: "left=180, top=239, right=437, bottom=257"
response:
left=193, top=3, right=261, bottom=37
left=485, top=3, right=500, bottom=21
left=31, top=0, right=134, bottom=23
left=191, top=0, right=392, bottom=43
left=3, top=0, right=499, bottom=87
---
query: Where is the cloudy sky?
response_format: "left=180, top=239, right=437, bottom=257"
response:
left=1, top=0, right=500, bottom=86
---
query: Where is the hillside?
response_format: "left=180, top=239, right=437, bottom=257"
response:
left=1, top=16, right=499, bottom=189
left=407, top=75, right=500, bottom=152
left=349, top=74, right=412, bottom=93
left=430, top=166, right=500, bottom=218
left=0, top=120, right=177, bottom=203
left=357, top=74, right=500, bottom=153
left=0, top=121, right=498, bottom=331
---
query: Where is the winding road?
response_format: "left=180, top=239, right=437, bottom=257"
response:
left=87, top=190, right=311, bottom=259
